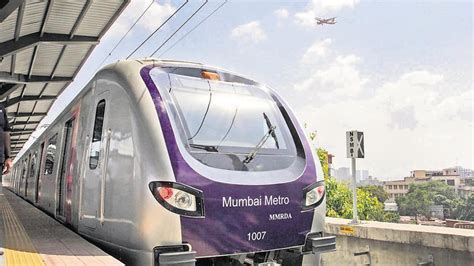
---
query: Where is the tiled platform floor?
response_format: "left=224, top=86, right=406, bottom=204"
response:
left=0, top=186, right=123, bottom=265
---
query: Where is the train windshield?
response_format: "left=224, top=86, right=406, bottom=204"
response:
left=150, top=67, right=300, bottom=171
left=170, top=74, right=291, bottom=152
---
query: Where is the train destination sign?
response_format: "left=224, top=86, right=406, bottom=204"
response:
left=346, top=131, right=364, bottom=158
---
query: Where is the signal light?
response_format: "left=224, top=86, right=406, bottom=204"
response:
left=149, top=181, right=205, bottom=217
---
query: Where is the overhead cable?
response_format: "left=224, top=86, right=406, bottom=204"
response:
left=127, top=0, right=189, bottom=59
left=95, top=0, right=155, bottom=72
left=159, top=0, right=227, bottom=57
left=150, top=0, right=209, bottom=57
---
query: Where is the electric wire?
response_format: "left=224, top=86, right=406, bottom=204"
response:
left=126, top=0, right=189, bottom=59
left=150, top=0, right=208, bottom=57
left=159, top=0, right=227, bottom=57
left=95, top=0, right=155, bottom=72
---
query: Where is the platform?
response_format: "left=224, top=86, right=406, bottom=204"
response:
left=0, top=186, right=123, bottom=266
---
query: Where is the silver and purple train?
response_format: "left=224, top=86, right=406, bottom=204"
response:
left=4, top=59, right=335, bottom=265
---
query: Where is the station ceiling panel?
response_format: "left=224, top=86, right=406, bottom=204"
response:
left=0, top=0, right=130, bottom=157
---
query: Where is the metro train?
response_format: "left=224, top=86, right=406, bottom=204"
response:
left=4, top=59, right=335, bottom=265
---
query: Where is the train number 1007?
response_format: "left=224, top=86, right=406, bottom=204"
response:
left=247, top=231, right=266, bottom=241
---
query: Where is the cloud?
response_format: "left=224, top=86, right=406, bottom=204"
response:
left=295, top=53, right=369, bottom=101
left=274, top=8, right=289, bottom=20
left=295, top=0, right=360, bottom=28
left=301, top=38, right=332, bottom=62
left=294, top=39, right=472, bottom=178
left=230, top=21, right=267, bottom=44
left=375, top=70, right=444, bottom=127
left=389, top=105, right=418, bottom=130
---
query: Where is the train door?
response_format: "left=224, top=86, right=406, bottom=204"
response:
left=35, top=142, right=45, bottom=203
left=81, top=91, right=109, bottom=229
left=57, top=118, right=75, bottom=222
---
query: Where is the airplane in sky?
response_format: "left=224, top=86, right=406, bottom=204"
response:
left=315, top=17, right=336, bottom=25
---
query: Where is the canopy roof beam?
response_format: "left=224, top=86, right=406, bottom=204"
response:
left=0, top=0, right=26, bottom=23
left=8, top=112, right=48, bottom=118
left=0, top=72, right=72, bottom=84
left=0, top=83, right=22, bottom=99
left=2, top=95, right=56, bottom=107
left=0, top=33, right=99, bottom=58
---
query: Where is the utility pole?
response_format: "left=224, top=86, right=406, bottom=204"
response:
left=346, top=130, right=365, bottom=224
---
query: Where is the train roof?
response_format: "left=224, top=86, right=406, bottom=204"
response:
left=101, top=58, right=259, bottom=85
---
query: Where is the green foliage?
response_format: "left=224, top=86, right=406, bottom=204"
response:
left=325, top=177, right=353, bottom=218
left=316, top=148, right=329, bottom=180
left=360, top=185, right=389, bottom=203
left=324, top=176, right=391, bottom=222
left=383, top=211, right=400, bottom=223
left=396, top=188, right=432, bottom=218
left=396, top=181, right=463, bottom=219
left=456, top=194, right=474, bottom=221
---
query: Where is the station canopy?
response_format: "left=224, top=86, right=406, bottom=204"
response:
left=0, top=0, right=129, bottom=158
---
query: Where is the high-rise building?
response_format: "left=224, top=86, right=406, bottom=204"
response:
left=357, top=170, right=369, bottom=181
left=335, top=167, right=350, bottom=181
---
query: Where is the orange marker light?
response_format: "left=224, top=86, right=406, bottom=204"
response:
left=201, top=71, right=220, bottom=81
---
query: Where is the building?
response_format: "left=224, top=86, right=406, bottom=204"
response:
left=334, top=167, right=351, bottom=181
left=458, top=177, right=474, bottom=198
left=458, top=185, right=474, bottom=198
left=384, top=202, right=398, bottom=212
left=384, top=168, right=462, bottom=200
left=357, top=170, right=369, bottom=181
left=455, top=166, right=474, bottom=179
left=358, top=175, right=383, bottom=187
left=384, top=177, right=413, bottom=199
left=431, top=174, right=461, bottom=190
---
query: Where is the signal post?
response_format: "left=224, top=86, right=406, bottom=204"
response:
left=346, top=130, right=365, bottom=224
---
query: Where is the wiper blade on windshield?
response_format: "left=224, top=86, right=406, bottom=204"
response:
left=243, top=112, right=277, bottom=164
left=264, top=112, right=279, bottom=149
left=189, top=144, right=218, bottom=152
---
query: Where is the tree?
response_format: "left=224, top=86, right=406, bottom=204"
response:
left=324, top=177, right=386, bottom=221
left=317, top=148, right=329, bottom=179
left=396, top=181, right=463, bottom=219
left=325, top=177, right=353, bottom=218
left=396, top=188, right=432, bottom=218
left=456, top=194, right=474, bottom=221
left=360, top=185, right=389, bottom=203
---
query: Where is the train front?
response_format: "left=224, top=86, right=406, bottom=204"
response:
left=140, top=62, right=335, bottom=265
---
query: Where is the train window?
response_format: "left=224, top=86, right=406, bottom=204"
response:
left=22, top=160, right=27, bottom=181
left=29, top=152, right=37, bottom=179
left=89, top=99, right=106, bottom=169
left=44, top=134, right=58, bottom=175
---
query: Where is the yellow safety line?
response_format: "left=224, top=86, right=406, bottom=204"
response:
left=0, top=195, right=45, bottom=266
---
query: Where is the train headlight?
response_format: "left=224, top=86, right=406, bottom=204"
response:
left=149, top=181, right=205, bottom=217
left=302, top=181, right=325, bottom=211
left=174, top=191, right=194, bottom=210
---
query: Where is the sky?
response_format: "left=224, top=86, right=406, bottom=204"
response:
left=27, top=0, right=472, bottom=180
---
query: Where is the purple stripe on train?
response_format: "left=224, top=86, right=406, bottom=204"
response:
left=140, top=65, right=319, bottom=257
